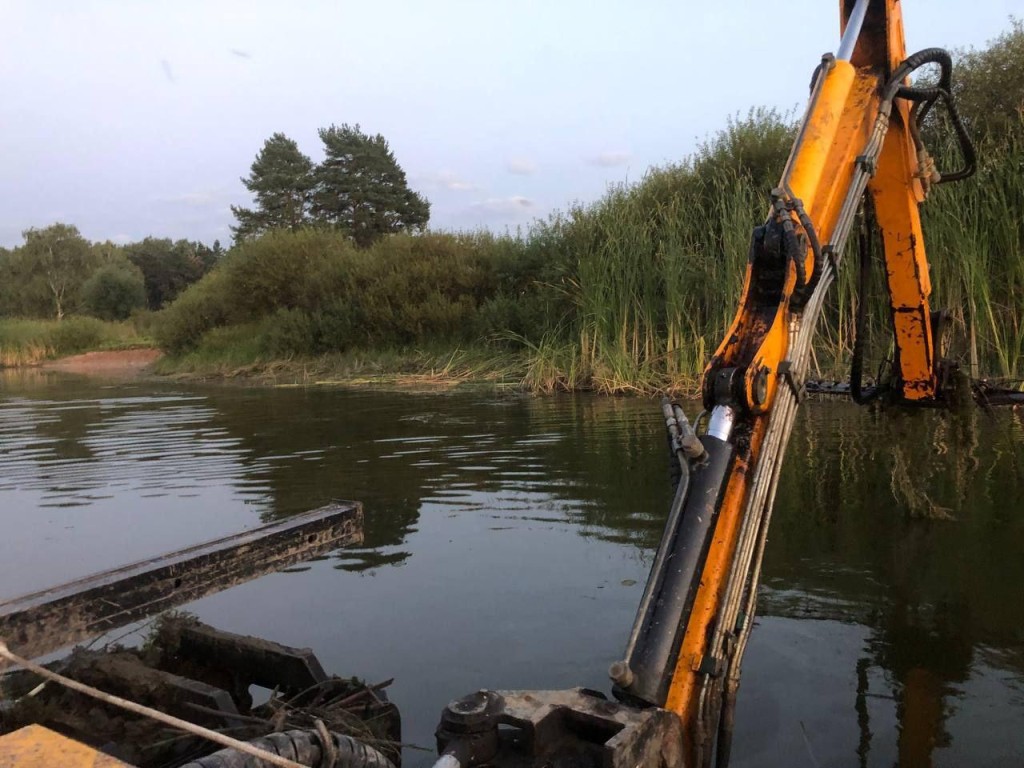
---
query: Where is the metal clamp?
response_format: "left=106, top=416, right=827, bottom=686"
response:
left=778, top=361, right=806, bottom=403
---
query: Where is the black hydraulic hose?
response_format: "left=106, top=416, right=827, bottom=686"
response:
left=775, top=187, right=824, bottom=304
left=796, top=204, right=824, bottom=298
left=931, top=89, right=977, bottom=182
left=882, top=48, right=953, bottom=101
left=883, top=48, right=977, bottom=183
left=851, top=208, right=880, bottom=406
left=181, top=729, right=396, bottom=768
left=613, top=401, right=700, bottom=690
left=619, top=435, right=735, bottom=705
left=783, top=219, right=806, bottom=290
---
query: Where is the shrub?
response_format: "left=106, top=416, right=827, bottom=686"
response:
left=153, top=269, right=232, bottom=354
left=221, top=229, right=356, bottom=316
left=82, top=263, right=147, bottom=321
left=48, top=316, right=107, bottom=355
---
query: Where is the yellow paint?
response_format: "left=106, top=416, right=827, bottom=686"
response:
left=705, top=61, right=880, bottom=417
left=868, top=102, right=937, bottom=400
left=0, top=725, right=134, bottom=768
left=671, top=0, right=944, bottom=760
left=664, top=420, right=763, bottom=731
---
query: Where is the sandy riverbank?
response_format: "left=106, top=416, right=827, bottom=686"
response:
left=40, top=348, right=163, bottom=377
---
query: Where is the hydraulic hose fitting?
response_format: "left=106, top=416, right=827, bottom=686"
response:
left=435, top=691, right=504, bottom=768
left=608, top=660, right=634, bottom=688
left=706, top=406, right=736, bottom=442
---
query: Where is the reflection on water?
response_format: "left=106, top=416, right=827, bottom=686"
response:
left=746, top=404, right=1024, bottom=767
left=1, top=371, right=1022, bottom=766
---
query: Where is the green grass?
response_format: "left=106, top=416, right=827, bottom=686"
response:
left=155, top=337, right=526, bottom=390
left=0, top=316, right=152, bottom=367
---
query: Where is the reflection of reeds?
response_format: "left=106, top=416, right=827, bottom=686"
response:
left=784, top=404, right=990, bottom=523
left=890, top=447, right=955, bottom=520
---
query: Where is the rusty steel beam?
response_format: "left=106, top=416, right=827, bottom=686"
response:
left=160, top=619, right=328, bottom=694
left=0, top=502, right=363, bottom=660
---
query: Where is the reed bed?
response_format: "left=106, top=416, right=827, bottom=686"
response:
left=155, top=113, right=1024, bottom=392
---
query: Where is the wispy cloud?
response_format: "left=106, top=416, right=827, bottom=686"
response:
left=588, top=151, right=632, bottom=168
left=155, top=191, right=220, bottom=207
left=471, top=196, right=535, bottom=215
left=230, top=49, right=252, bottom=59
left=160, top=59, right=175, bottom=84
left=506, top=157, right=537, bottom=175
left=416, top=170, right=479, bottom=192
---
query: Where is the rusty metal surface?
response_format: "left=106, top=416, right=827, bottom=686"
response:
left=159, top=618, right=328, bottom=694
left=0, top=725, right=135, bottom=767
left=0, top=502, right=363, bottom=660
left=436, top=688, right=684, bottom=768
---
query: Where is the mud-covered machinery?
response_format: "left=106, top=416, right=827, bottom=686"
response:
left=434, top=2, right=1017, bottom=767
left=0, top=503, right=403, bottom=768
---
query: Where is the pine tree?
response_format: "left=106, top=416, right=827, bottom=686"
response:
left=312, top=124, right=430, bottom=247
left=231, top=133, right=314, bottom=241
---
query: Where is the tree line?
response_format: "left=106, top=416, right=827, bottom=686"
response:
left=153, top=21, right=1024, bottom=389
left=0, top=124, right=427, bottom=325
left=231, top=124, right=430, bottom=247
left=0, top=225, right=221, bottom=321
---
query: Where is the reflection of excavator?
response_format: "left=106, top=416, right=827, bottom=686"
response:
left=433, top=2, right=1011, bottom=767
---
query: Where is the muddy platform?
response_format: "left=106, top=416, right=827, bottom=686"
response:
left=0, top=616, right=400, bottom=768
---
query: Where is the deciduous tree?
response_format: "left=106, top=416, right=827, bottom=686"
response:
left=952, top=19, right=1024, bottom=139
left=19, top=224, right=96, bottom=320
left=124, top=238, right=210, bottom=309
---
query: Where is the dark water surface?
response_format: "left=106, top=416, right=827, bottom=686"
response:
left=2, top=371, right=1023, bottom=767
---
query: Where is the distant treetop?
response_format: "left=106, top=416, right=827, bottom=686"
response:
left=230, top=133, right=314, bottom=242
left=231, top=125, right=430, bottom=247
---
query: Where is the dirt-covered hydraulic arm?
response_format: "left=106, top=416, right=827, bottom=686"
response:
left=434, top=2, right=986, bottom=767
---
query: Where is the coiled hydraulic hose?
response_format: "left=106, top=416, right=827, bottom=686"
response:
left=883, top=47, right=977, bottom=183
left=181, top=729, right=396, bottom=768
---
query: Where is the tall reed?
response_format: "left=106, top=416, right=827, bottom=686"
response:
left=154, top=113, right=1024, bottom=392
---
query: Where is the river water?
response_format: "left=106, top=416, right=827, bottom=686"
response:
left=1, top=371, right=1022, bottom=767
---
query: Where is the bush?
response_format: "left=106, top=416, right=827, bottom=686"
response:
left=82, top=263, right=147, bottom=320
left=153, top=269, right=232, bottom=354
left=154, top=229, right=518, bottom=355
left=49, top=316, right=107, bottom=354
left=221, top=229, right=357, bottom=316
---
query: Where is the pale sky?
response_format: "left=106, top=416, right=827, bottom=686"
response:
left=0, top=1, right=1017, bottom=247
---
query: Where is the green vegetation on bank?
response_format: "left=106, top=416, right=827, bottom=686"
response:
left=0, top=226, right=219, bottom=368
left=0, top=226, right=220, bottom=323
left=0, top=317, right=150, bottom=367
left=156, top=97, right=1024, bottom=391
left=7, top=22, right=1024, bottom=391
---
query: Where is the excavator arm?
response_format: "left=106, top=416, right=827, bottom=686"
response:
left=615, top=1, right=978, bottom=762
left=434, top=2, right=978, bottom=767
